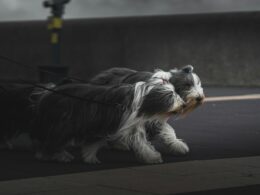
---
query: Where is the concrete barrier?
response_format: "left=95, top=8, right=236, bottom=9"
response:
left=0, top=11, right=260, bottom=86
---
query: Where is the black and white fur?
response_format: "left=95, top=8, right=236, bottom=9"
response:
left=90, top=65, right=205, bottom=110
left=89, top=65, right=204, bottom=154
left=32, top=78, right=185, bottom=164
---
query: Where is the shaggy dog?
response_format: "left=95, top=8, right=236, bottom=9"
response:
left=32, top=77, right=186, bottom=164
left=90, top=65, right=205, bottom=113
left=89, top=65, right=205, bottom=153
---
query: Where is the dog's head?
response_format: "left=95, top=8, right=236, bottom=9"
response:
left=137, top=78, right=185, bottom=118
left=169, top=65, right=205, bottom=114
left=166, top=65, right=205, bottom=114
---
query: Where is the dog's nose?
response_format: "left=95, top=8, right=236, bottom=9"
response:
left=196, top=96, right=204, bottom=102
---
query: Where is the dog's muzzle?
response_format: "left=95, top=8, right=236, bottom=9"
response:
left=196, top=95, right=205, bottom=104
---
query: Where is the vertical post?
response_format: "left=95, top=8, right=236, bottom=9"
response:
left=40, top=0, right=71, bottom=83
left=49, top=16, right=62, bottom=66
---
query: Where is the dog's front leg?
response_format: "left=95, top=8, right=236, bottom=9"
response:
left=82, top=139, right=107, bottom=164
left=131, top=124, right=163, bottom=164
left=155, top=122, right=189, bottom=155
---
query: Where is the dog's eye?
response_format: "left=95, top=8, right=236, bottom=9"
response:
left=185, top=83, right=192, bottom=88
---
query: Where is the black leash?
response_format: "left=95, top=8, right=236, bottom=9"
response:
left=20, top=79, right=126, bottom=110
left=0, top=54, right=86, bottom=83
left=0, top=54, right=125, bottom=111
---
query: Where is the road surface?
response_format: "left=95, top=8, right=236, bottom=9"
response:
left=0, top=87, right=260, bottom=194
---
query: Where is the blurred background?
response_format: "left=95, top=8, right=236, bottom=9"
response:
left=1, top=2, right=260, bottom=194
left=1, top=0, right=260, bottom=21
left=0, top=0, right=260, bottom=86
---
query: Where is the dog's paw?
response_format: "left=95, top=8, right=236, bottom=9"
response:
left=83, top=155, right=101, bottom=164
left=141, top=152, right=163, bottom=164
left=170, top=139, right=189, bottom=155
left=35, top=151, right=74, bottom=162
left=52, top=151, right=75, bottom=163
left=82, top=148, right=101, bottom=164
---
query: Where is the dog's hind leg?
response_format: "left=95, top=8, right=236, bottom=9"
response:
left=154, top=122, right=189, bottom=155
left=52, top=150, right=75, bottom=162
left=35, top=150, right=74, bottom=163
left=82, top=139, right=107, bottom=164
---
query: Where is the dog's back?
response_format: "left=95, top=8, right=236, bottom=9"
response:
left=90, top=67, right=152, bottom=85
left=32, top=83, right=135, bottom=153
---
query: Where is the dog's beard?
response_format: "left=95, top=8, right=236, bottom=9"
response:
left=165, top=106, right=184, bottom=116
left=181, top=98, right=203, bottom=116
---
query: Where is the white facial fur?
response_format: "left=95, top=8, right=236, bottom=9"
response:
left=152, top=70, right=172, bottom=81
left=186, top=73, right=204, bottom=101
left=171, top=93, right=185, bottom=112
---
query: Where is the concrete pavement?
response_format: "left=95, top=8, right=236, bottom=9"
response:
left=1, top=156, right=260, bottom=195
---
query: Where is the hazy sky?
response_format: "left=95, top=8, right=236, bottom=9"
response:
left=1, top=0, right=260, bottom=21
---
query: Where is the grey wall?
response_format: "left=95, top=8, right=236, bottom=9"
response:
left=0, top=12, right=260, bottom=86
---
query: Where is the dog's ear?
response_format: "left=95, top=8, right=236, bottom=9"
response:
left=182, top=65, right=194, bottom=74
